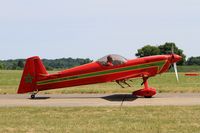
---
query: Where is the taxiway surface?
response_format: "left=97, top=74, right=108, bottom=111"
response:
left=0, top=93, right=200, bottom=107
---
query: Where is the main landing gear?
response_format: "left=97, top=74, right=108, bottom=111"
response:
left=116, top=80, right=131, bottom=88
left=116, top=78, right=156, bottom=98
left=132, top=77, right=156, bottom=98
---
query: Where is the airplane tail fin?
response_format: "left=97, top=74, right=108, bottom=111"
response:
left=17, top=56, right=48, bottom=94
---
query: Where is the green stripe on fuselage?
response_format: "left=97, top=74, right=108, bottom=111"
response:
left=37, top=60, right=166, bottom=85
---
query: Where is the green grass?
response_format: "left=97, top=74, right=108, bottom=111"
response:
left=168, top=65, right=200, bottom=72
left=0, top=106, right=200, bottom=133
left=0, top=70, right=200, bottom=94
left=0, top=70, right=21, bottom=94
left=177, top=65, right=200, bottom=72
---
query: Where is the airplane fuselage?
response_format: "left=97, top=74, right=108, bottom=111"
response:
left=35, top=55, right=175, bottom=91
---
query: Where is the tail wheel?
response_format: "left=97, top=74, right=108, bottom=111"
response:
left=31, top=94, right=35, bottom=99
left=30, top=90, right=38, bottom=99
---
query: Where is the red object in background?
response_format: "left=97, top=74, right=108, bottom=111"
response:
left=18, top=54, right=182, bottom=99
left=185, top=73, right=200, bottom=76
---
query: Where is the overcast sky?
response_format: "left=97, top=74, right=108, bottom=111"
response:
left=0, top=0, right=200, bottom=60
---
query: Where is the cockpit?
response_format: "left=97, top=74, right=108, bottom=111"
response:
left=97, top=54, right=128, bottom=66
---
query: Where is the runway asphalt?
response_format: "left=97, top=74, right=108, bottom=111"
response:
left=0, top=93, right=200, bottom=107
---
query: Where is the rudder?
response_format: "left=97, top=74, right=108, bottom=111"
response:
left=17, top=56, right=48, bottom=94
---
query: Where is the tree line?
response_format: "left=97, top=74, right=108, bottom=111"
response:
left=0, top=58, right=92, bottom=70
left=0, top=42, right=199, bottom=70
left=135, top=42, right=200, bottom=66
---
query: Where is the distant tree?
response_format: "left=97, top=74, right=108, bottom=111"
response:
left=17, top=60, right=24, bottom=68
left=135, top=42, right=186, bottom=65
left=135, top=45, right=160, bottom=57
left=186, top=56, right=200, bottom=65
left=12, top=63, right=17, bottom=70
left=45, top=66, right=54, bottom=71
left=0, top=57, right=93, bottom=70
left=0, top=62, right=3, bottom=69
left=158, top=42, right=186, bottom=65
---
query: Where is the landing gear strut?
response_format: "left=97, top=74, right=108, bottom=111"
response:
left=116, top=80, right=131, bottom=88
left=132, top=77, right=156, bottom=98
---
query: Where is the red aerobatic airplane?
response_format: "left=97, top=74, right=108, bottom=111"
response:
left=18, top=53, right=181, bottom=99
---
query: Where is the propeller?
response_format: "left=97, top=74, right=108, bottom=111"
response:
left=171, top=44, right=179, bottom=82
left=173, top=62, right=179, bottom=82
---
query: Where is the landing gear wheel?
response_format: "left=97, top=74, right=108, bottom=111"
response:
left=132, top=77, right=156, bottom=98
left=31, top=94, right=35, bottom=99
left=30, top=90, right=39, bottom=99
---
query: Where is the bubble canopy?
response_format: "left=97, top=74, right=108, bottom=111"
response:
left=97, top=54, right=127, bottom=66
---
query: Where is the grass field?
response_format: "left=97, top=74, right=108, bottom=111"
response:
left=0, top=106, right=200, bottom=133
left=0, top=70, right=199, bottom=94
left=0, top=70, right=200, bottom=133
